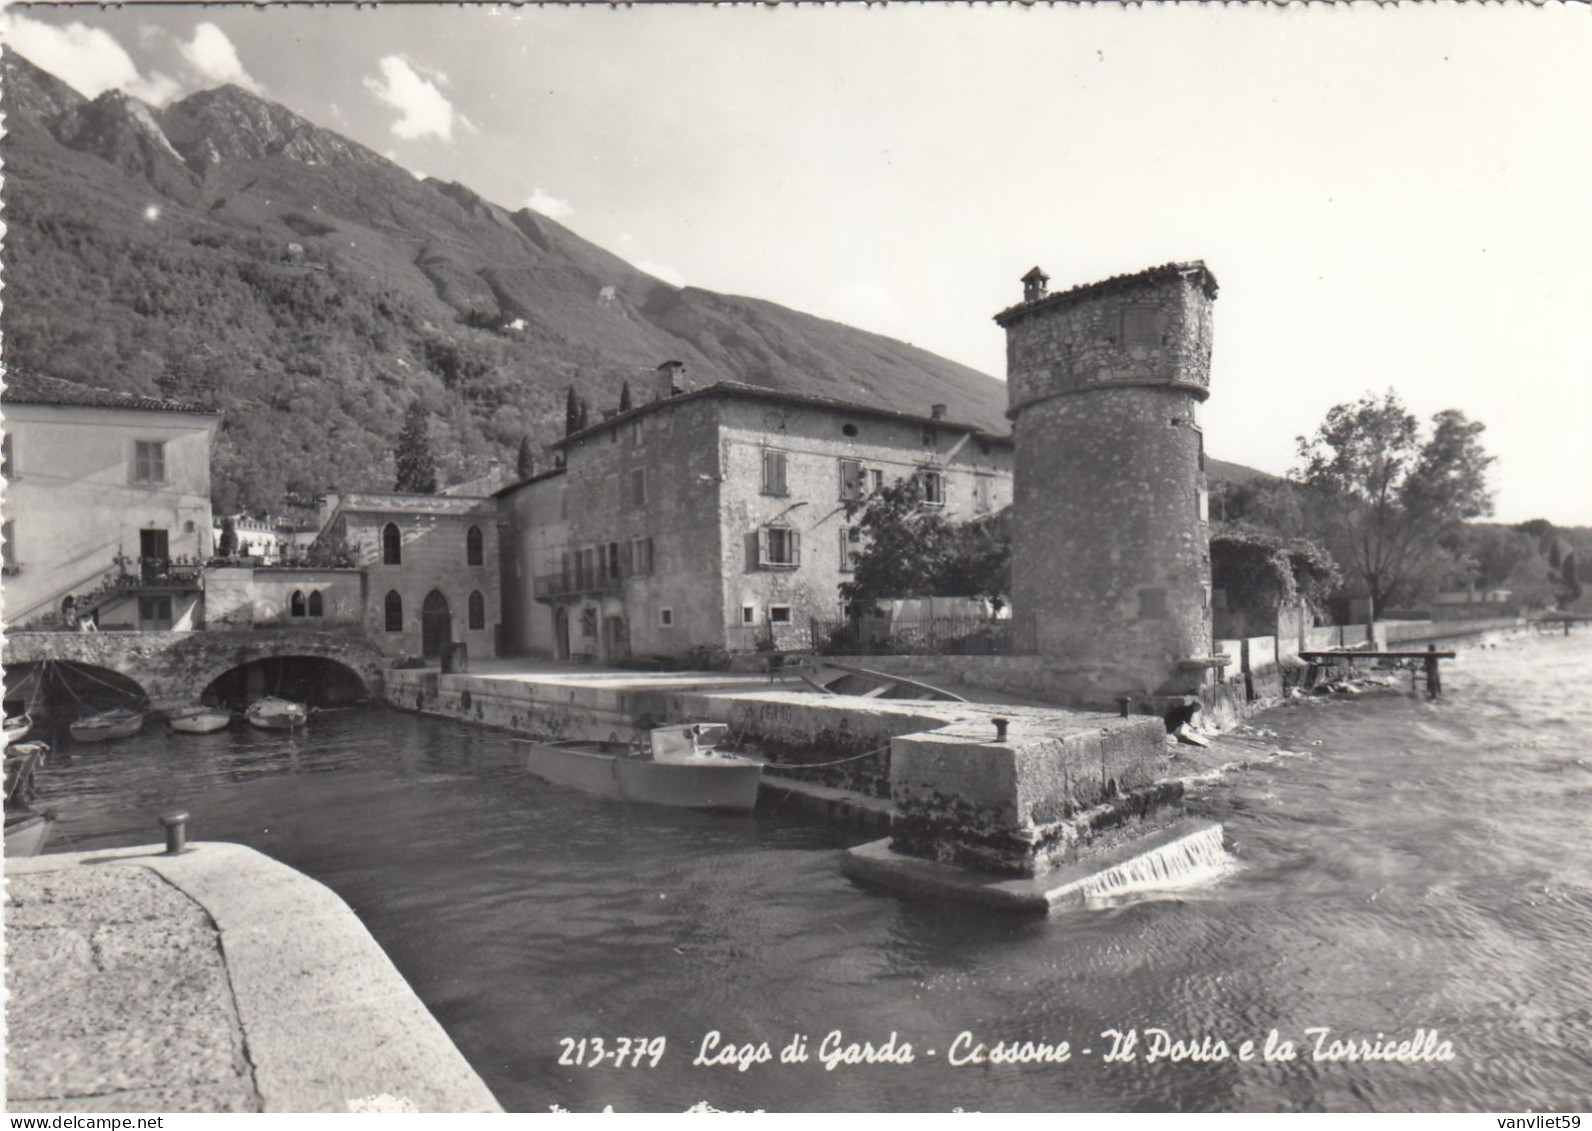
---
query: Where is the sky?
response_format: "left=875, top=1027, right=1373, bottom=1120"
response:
left=5, top=3, right=1590, bottom=526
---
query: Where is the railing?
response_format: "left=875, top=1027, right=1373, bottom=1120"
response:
left=532, top=572, right=624, bottom=599
left=811, top=616, right=1024, bottom=656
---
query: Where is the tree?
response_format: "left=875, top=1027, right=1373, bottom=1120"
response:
left=576, top=397, right=590, bottom=432
left=619, top=380, right=634, bottom=413
left=516, top=435, right=536, bottom=480
left=564, top=387, right=580, bottom=437
left=840, top=474, right=1010, bottom=607
left=1561, top=551, right=1583, bottom=606
left=218, top=516, right=238, bottom=558
left=1293, top=390, right=1495, bottom=613
left=394, top=401, right=438, bottom=494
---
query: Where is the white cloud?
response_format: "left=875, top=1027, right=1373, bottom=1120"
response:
left=638, top=261, right=686, bottom=288
left=2, top=12, right=141, bottom=99
left=178, top=23, right=263, bottom=94
left=364, top=55, right=472, bottom=142
left=526, top=187, right=574, bottom=220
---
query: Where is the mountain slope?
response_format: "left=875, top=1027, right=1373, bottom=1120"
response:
left=1, top=50, right=1261, bottom=512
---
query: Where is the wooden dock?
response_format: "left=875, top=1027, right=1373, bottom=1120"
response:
left=1298, top=645, right=1457, bottom=697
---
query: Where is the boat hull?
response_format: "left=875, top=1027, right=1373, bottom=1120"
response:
left=245, top=699, right=308, bottom=730
left=4, top=811, right=56, bottom=857
left=69, top=712, right=145, bottom=742
left=524, top=742, right=763, bottom=811
left=171, top=709, right=232, bottom=734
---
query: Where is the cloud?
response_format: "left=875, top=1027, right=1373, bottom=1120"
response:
left=638, top=261, right=686, bottom=288
left=2, top=12, right=145, bottom=99
left=178, top=23, right=263, bottom=93
left=526, top=187, right=574, bottom=220
left=364, top=55, right=474, bottom=142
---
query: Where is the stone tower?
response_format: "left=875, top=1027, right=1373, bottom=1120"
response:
left=994, top=261, right=1219, bottom=706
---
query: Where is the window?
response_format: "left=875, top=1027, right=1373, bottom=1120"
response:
left=659, top=607, right=675, bottom=628
left=630, top=536, right=654, bottom=576
left=838, top=458, right=864, bottom=502
left=578, top=546, right=597, bottom=588
left=742, top=605, right=757, bottom=625
left=919, top=470, right=945, bottom=508
left=769, top=605, right=792, bottom=624
left=308, top=590, right=324, bottom=617
left=138, top=596, right=173, bottom=627
left=630, top=467, right=647, bottom=508
left=382, top=523, right=402, bottom=565
left=921, top=426, right=937, bottom=449
left=133, top=440, right=167, bottom=484
left=290, top=590, right=307, bottom=617
left=1, top=432, right=13, bottom=479
left=559, top=490, right=569, bottom=521
left=839, top=526, right=861, bottom=572
left=467, top=525, right=484, bottom=566
left=605, top=541, right=621, bottom=580
left=868, top=468, right=885, bottom=494
left=1198, top=488, right=1210, bottom=523
left=842, top=422, right=859, bottom=438
left=762, top=449, right=789, bottom=496
left=759, top=525, right=800, bottom=569
left=385, top=590, right=404, bottom=632
left=580, top=607, right=598, bottom=638
left=975, top=476, right=993, bottom=514
left=630, top=419, right=645, bottom=445
left=468, top=589, right=485, bottom=630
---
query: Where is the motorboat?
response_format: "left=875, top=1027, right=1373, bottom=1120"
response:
left=245, top=697, right=308, bottom=730
left=169, top=705, right=233, bottom=734
left=68, top=707, right=145, bottom=743
left=4, top=714, right=32, bottom=745
left=795, top=659, right=967, bottom=702
left=4, top=741, right=57, bottom=858
left=521, top=723, right=763, bottom=811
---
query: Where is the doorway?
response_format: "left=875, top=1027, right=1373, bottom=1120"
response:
left=421, top=589, right=452, bottom=661
left=140, top=528, right=170, bottom=581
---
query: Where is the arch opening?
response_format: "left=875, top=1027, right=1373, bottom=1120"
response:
left=202, top=656, right=369, bottom=710
left=3, top=660, right=149, bottom=726
left=421, top=589, right=452, bottom=661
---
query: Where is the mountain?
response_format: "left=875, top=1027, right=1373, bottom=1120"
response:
left=0, top=50, right=1266, bottom=512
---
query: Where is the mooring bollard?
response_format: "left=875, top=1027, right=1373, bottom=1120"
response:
left=1425, top=645, right=1441, bottom=699
left=992, top=717, right=1009, bottom=742
left=1118, top=696, right=1132, bottom=719
left=159, top=810, right=190, bottom=855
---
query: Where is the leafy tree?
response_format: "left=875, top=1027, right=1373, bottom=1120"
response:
left=218, top=516, right=238, bottom=557
left=1211, top=530, right=1341, bottom=629
left=619, top=380, right=634, bottom=413
left=841, top=475, right=1010, bottom=607
left=394, top=401, right=438, bottom=494
left=516, top=434, right=536, bottom=480
left=1293, top=390, right=1495, bottom=613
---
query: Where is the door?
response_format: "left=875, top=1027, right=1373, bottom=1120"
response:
left=602, top=615, right=630, bottom=663
left=553, top=606, right=571, bottom=661
left=140, top=528, right=170, bottom=582
left=421, top=589, right=452, bottom=661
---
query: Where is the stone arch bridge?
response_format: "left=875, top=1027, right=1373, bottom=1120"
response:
left=3, top=630, right=386, bottom=712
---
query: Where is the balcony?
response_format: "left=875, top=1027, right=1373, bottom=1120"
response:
left=533, top=571, right=623, bottom=601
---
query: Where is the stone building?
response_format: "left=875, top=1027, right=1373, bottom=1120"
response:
left=497, top=370, right=1013, bottom=663
left=994, top=262, right=1219, bottom=706
left=315, top=491, right=501, bottom=663
left=0, top=369, right=220, bottom=630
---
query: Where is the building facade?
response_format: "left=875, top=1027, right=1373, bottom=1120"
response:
left=315, top=491, right=501, bottom=663
left=1, top=370, right=220, bottom=630
left=499, top=375, right=1013, bottom=664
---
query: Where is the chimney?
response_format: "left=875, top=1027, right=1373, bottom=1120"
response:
left=930, top=404, right=947, bottom=421
left=1021, top=266, right=1050, bottom=303
left=656, top=360, right=687, bottom=399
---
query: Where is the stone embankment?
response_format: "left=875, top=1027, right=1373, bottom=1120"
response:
left=5, top=843, right=500, bottom=1113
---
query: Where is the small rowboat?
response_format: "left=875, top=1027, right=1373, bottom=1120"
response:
left=170, top=705, right=233, bottom=734
left=245, top=697, right=308, bottom=731
left=4, top=714, right=33, bottom=745
left=5, top=741, right=57, bottom=858
left=795, top=659, right=967, bottom=702
left=69, top=707, right=145, bottom=743
left=521, top=723, right=764, bottom=811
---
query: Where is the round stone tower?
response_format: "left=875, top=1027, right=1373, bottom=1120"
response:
left=994, top=261, right=1219, bottom=706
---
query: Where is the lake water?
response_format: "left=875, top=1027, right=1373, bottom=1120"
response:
left=26, top=629, right=1592, bottom=1112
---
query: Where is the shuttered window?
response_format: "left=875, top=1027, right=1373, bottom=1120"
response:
left=762, top=450, right=788, bottom=496
left=759, top=525, right=800, bottom=569
left=838, top=458, right=864, bottom=501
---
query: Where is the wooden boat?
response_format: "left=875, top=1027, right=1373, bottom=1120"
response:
left=4, top=714, right=32, bottom=745
left=795, top=659, right=967, bottom=702
left=5, top=741, right=57, bottom=858
left=245, top=697, right=308, bottom=730
left=521, top=723, right=763, bottom=811
left=170, top=705, right=233, bottom=734
left=69, top=707, right=145, bottom=743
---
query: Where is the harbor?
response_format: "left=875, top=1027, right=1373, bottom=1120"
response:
left=9, top=629, right=1592, bottom=1112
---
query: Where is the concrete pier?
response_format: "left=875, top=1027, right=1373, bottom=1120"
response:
left=5, top=843, right=501, bottom=1113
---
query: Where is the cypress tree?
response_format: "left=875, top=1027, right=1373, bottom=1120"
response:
left=564, top=386, right=580, bottom=436
left=394, top=401, right=438, bottom=494
left=517, top=435, right=536, bottom=479
left=619, top=380, right=634, bottom=413
left=576, top=397, right=590, bottom=432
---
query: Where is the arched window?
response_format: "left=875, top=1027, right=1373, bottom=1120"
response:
left=382, top=523, right=402, bottom=565
left=384, top=590, right=403, bottom=632
left=468, top=589, right=486, bottom=630
left=290, top=590, right=306, bottom=617
left=466, top=525, right=484, bottom=566
left=308, top=590, right=324, bottom=618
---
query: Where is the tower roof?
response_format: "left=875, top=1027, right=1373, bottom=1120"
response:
left=993, top=260, right=1218, bottom=328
